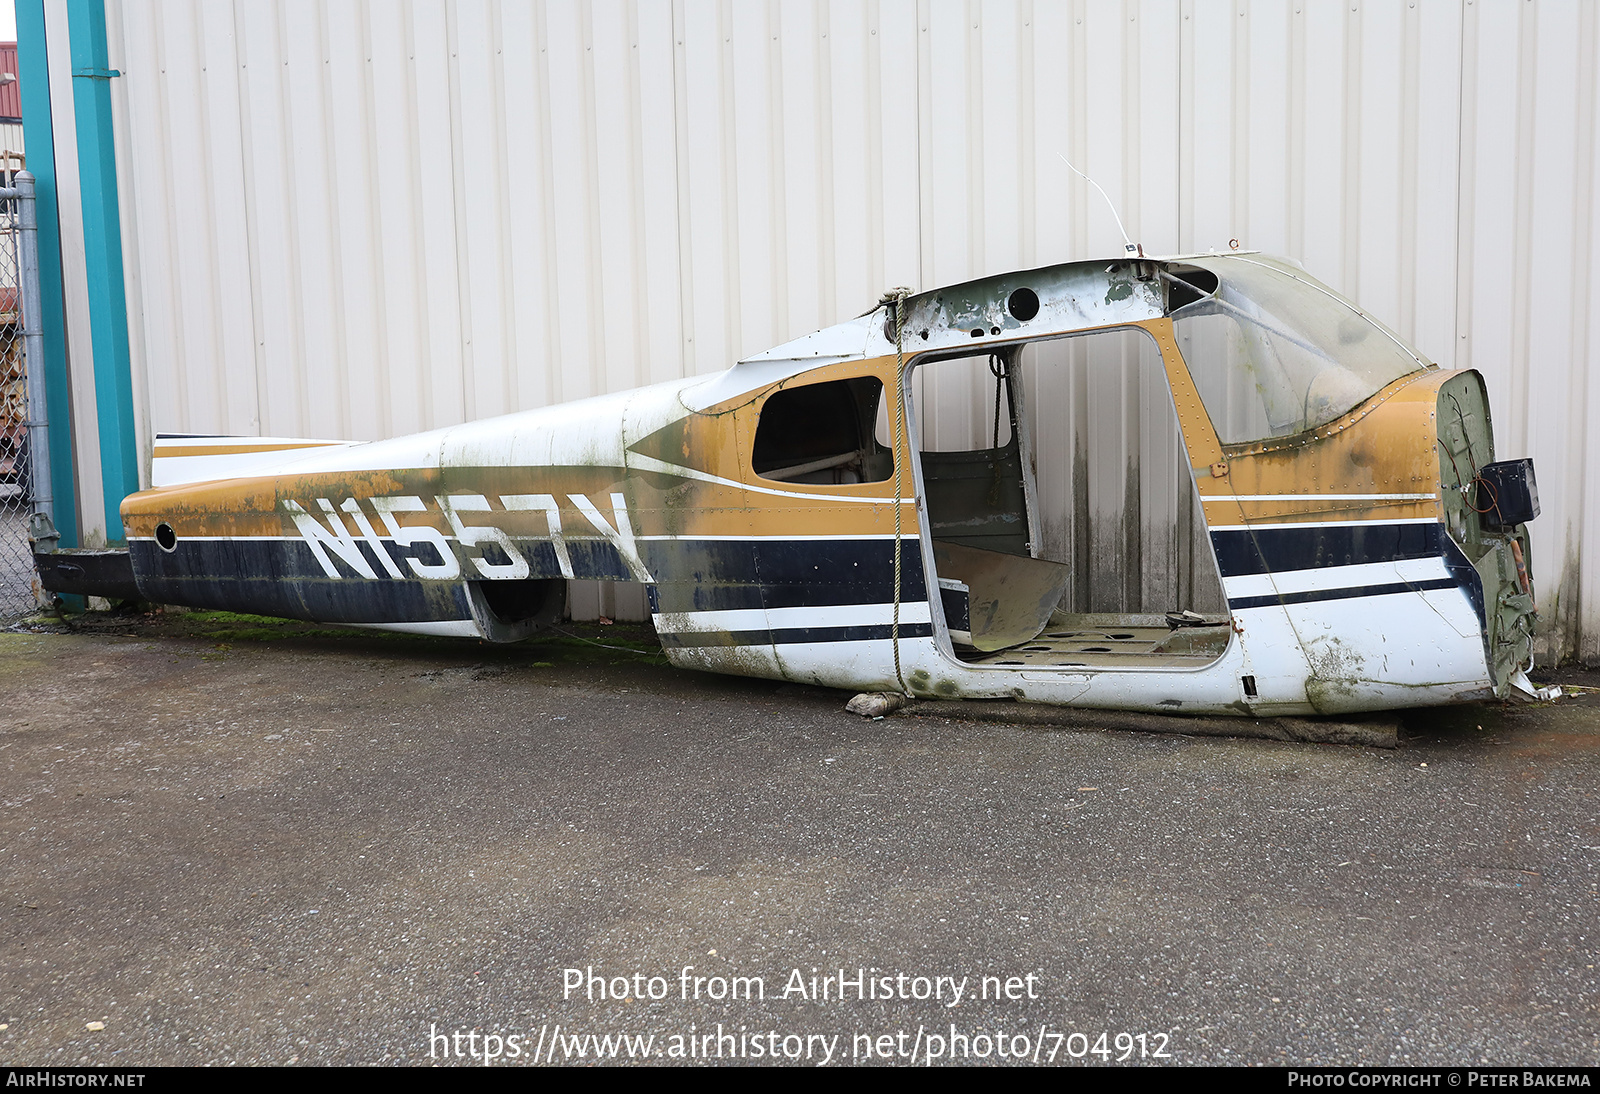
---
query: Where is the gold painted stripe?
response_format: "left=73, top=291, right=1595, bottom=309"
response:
left=1201, top=498, right=1437, bottom=513
left=1200, top=501, right=1439, bottom=526
left=152, top=442, right=345, bottom=458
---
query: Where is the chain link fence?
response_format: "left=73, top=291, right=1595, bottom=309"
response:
left=0, top=161, right=40, bottom=619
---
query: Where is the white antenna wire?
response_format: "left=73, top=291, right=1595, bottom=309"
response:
left=1057, top=152, right=1139, bottom=257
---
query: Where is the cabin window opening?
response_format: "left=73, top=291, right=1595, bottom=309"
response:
left=908, top=327, right=1231, bottom=671
left=752, top=377, right=892, bottom=485
left=903, top=350, right=1024, bottom=557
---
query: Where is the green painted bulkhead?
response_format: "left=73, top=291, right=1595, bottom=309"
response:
left=1435, top=370, right=1536, bottom=693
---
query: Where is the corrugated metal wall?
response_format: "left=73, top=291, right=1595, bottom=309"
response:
left=101, top=0, right=1600, bottom=659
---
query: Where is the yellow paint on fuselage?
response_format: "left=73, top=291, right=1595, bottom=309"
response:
left=124, top=328, right=1450, bottom=547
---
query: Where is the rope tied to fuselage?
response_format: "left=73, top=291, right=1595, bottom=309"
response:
left=879, top=286, right=915, bottom=697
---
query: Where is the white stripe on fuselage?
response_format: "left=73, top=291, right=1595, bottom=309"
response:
left=1221, top=556, right=1451, bottom=599
left=654, top=602, right=932, bottom=634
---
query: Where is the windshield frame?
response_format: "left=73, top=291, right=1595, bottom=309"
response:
left=1164, top=254, right=1433, bottom=450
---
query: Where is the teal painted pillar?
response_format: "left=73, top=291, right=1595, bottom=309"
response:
left=14, top=0, right=79, bottom=548
left=67, top=0, right=137, bottom=543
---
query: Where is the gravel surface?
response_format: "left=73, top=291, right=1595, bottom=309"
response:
left=1, top=611, right=1597, bottom=1066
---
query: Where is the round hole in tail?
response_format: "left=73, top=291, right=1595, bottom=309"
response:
left=1008, top=286, right=1040, bottom=321
left=155, top=522, right=178, bottom=552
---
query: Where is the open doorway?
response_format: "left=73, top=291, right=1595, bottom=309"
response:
left=906, top=326, right=1230, bottom=670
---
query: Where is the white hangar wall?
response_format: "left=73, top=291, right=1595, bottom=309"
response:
left=95, top=0, right=1600, bottom=660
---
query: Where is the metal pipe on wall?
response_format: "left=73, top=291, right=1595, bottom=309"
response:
left=14, top=171, right=54, bottom=528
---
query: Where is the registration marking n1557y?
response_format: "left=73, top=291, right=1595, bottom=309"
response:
left=283, top=492, right=654, bottom=582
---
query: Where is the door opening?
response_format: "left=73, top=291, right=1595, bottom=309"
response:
left=906, top=326, right=1230, bottom=669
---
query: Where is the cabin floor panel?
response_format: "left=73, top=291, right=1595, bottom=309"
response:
left=951, top=621, right=1231, bottom=669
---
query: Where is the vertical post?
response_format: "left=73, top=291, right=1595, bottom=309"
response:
left=67, top=0, right=137, bottom=543
left=15, top=171, right=52, bottom=526
left=14, top=0, right=77, bottom=548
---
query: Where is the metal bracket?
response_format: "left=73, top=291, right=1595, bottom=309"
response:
left=28, top=512, right=60, bottom=554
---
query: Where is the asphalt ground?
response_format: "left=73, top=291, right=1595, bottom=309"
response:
left=1, top=609, right=1598, bottom=1067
